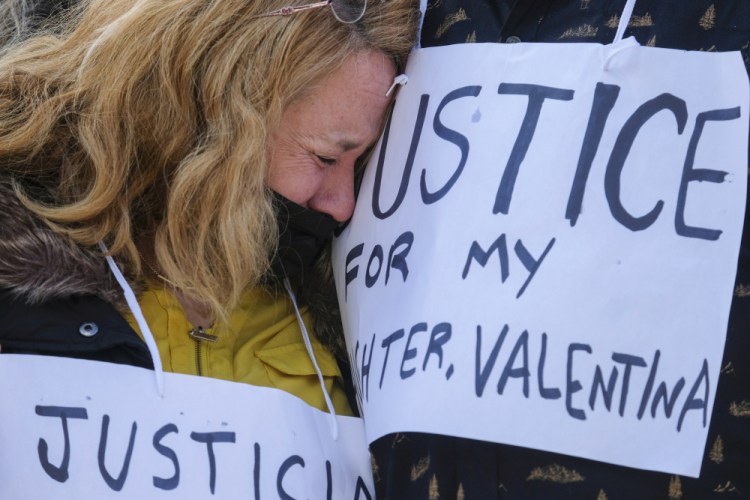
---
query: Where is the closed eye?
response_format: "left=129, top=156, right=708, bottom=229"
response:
left=315, top=154, right=337, bottom=166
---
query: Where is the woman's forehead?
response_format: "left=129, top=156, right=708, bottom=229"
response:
left=278, top=50, right=396, bottom=146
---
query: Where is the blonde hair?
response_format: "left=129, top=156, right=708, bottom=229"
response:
left=0, top=0, right=420, bottom=321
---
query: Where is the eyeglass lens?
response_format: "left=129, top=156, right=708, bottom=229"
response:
left=330, top=0, right=366, bottom=23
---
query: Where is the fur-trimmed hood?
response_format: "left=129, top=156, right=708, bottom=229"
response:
left=0, top=177, right=123, bottom=306
left=0, top=176, right=346, bottom=360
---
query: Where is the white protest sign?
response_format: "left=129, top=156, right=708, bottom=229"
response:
left=332, top=41, right=749, bottom=477
left=0, top=354, right=374, bottom=499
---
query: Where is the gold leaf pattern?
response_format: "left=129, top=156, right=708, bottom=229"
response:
left=647, top=35, right=657, bottom=47
left=429, top=474, right=440, bottom=500
left=721, top=361, right=735, bottom=375
left=435, top=8, right=469, bottom=40
left=700, top=5, right=717, bottom=30
left=735, top=283, right=750, bottom=297
left=425, top=0, right=442, bottom=12
left=527, top=464, right=585, bottom=483
left=709, top=435, right=724, bottom=464
left=560, top=24, right=599, bottom=39
left=714, top=481, right=738, bottom=493
left=729, top=400, right=750, bottom=417
left=411, top=456, right=430, bottom=481
left=597, top=489, right=609, bottom=500
left=457, top=483, right=465, bottom=500
left=668, top=476, right=683, bottom=499
left=371, top=454, right=380, bottom=482
left=465, top=31, right=476, bottom=43
left=629, top=14, right=654, bottom=28
left=606, top=13, right=653, bottom=29
left=392, top=433, right=407, bottom=448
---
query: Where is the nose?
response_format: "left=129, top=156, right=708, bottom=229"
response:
left=308, top=163, right=356, bottom=222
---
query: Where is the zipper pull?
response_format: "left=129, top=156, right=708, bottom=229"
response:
left=189, top=326, right=218, bottom=343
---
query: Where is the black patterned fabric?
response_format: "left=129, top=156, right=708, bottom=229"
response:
left=371, top=1, right=750, bottom=498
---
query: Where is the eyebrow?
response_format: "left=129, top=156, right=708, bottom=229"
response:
left=338, top=139, right=361, bottom=152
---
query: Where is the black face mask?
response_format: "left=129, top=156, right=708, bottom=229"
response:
left=266, top=192, right=339, bottom=283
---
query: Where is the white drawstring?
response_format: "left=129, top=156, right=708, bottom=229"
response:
left=283, top=277, right=340, bottom=440
left=386, top=74, right=409, bottom=97
left=604, top=0, right=640, bottom=70
left=613, top=0, right=637, bottom=44
left=416, top=0, right=427, bottom=49
left=99, top=241, right=165, bottom=397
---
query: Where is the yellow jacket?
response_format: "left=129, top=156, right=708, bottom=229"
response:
left=127, top=282, right=352, bottom=415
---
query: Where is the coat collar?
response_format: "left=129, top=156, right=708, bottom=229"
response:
left=0, top=176, right=124, bottom=306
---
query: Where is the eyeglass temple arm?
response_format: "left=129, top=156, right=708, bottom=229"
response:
left=256, top=0, right=332, bottom=18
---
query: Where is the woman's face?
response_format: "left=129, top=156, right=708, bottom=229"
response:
left=267, top=49, right=396, bottom=222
